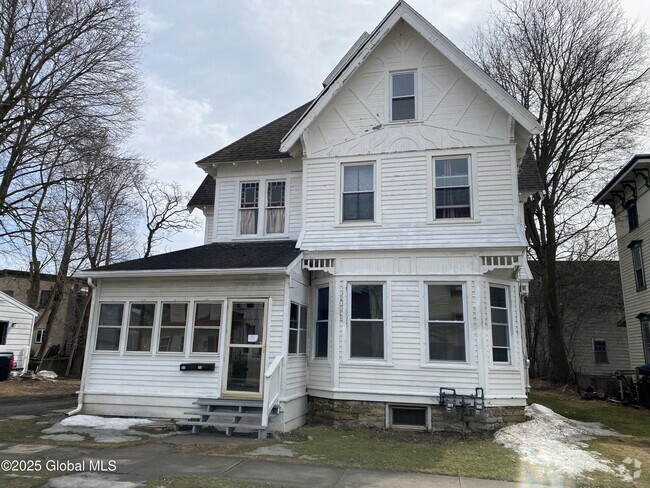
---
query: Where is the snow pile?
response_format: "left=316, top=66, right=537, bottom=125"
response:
left=60, top=415, right=153, bottom=431
left=36, top=370, right=58, bottom=380
left=495, top=403, right=631, bottom=481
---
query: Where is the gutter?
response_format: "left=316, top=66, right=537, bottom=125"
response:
left=75, top=266, right=290, bottom=279
left=67, top=277, right=97, bottom=416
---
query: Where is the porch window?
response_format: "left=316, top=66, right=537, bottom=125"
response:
left=593, top=339, right=608, bottom=364
left=158, top=303, right=188, bottom=353
left=490, top=286, right=511, bottom=363
left=315, top=286, right=329, bottom=358
left=350, top=284, right=384, bottom=359
left=390, top=71, right=416, bottom=121
left=192, top=302, right=222, bottom=353
left=289, top=302, right=307, bottom=355
left=427, top=285, right=466, bottom=361
left=434, top=157, right=471, bottom=219
left=343, top=164, right=374, bottom=221
left=0, top=321, right=7, bottom=345
left=126, top=303, right=155, bottom=352
left=96, top=303, right=124, bottom=351
left=239, top=182, right=259, bottom=234
left=630, top=241, right=646, bottom=291
left=266, top=181, right=286, bottom=234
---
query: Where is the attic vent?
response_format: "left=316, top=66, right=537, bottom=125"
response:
left=302, top=258, right=335, bottom=274
left=481, top=255, right=520, bottom=273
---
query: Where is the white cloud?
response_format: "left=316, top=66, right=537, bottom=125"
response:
left=138, top=6, right=172, bottom=37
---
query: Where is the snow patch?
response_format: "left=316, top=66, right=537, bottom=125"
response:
left=36, top=370, right=58, bottom=380
left=495, top=403, right=631, bottom=481
left=60, top=415, right=153, bottom=431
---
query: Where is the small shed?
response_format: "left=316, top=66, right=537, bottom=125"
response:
left=0, top=291, right=37, bottom=371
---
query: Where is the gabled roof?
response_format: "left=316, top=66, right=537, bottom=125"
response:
left=518, top=146, right=544, bottom=192
left=187, top=176, right=215, bottom=208
left=194, top=101, right=312, bottom=167
left=0, top=291, right=38, bottom=317
left=280, top=0, right=542, bottom=153
left=79, top=241, right=301, bottom=277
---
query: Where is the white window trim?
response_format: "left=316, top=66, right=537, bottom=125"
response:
left=592, top=338, right=608, bottom=364
left=336, top=160, right=381, bottom=226
left=426, top=150, right=479, bottom=224
left=94, top=302, right=126, bottom=354
left=235, top=178, right=290, bottom=239
left=190, top=301, right=224, bottom=355
left=389, top=70, right=417, bottom=123
left=311, top=284, right=331, bottom=361
left=424, top=282, right=470, bottom=365
left=344, top=281, right=390, bottom=363
left=489, top=284, right=512, bottom=365
left=35, top=328, right=45, bottom=344
left=124, top=302, right=157, bottom=354
left=157, top=302, right=190, bottom=355
left=288, top=301, right=308, bottom=356
left=631, top=244, right=646, bottom=291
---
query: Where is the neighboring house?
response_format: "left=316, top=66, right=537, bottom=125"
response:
left=594, top=154, right=650, bottom=367
left=76, top=1, right=543, bottom=436
left=0, top=269, right=85, bottom=357
left=0, top=290, right=37, bottom=371
left=526, top=261, right=629, bottom=392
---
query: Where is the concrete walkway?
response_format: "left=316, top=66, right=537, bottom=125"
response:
left=0, top=437, right=527, bottom=487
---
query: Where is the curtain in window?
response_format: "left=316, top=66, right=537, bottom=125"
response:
left=240, top=209, right=258, bottom=234
left=266, top=208, right=285, bottom=233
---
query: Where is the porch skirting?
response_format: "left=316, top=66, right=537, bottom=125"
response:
left=307, top=397, right=527, bottom=433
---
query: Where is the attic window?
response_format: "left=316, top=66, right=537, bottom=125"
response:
left=390, top=71, right=416, bottom=121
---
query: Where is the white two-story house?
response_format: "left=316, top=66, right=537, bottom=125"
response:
left=76, top=1, right=543, bottom=437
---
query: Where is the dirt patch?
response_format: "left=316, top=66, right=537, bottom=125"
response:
left=0, top=377, right=80, bottom=399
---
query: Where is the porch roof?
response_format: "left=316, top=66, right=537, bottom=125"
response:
left=78, top=241, right=301, bottom=277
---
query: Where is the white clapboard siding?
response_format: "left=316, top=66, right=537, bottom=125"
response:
left=307, top=361, right=332, bottom=390
left=304, top=21, right=510, bottom=159
left=85, top=276, right=287, bottom=404
left=487, top=368, right=523, bottom=397
left=390, top=281, right=422, bottom=365
left=286, top=356, right=308, bottom=398
left=284, top=266, right=310, bottom=398
left=304, top=160, right=337, bottom=224
left=203, top=209, right=214, bottom=244
left=476, top=149, right=515, bottom=219
left=381, top=156, right=429, bottom=225
left=289, top=176, right=302, bottom=240
left=215, top=180, right=237, bottom=240
left=0, top=292, right=36, bottom=370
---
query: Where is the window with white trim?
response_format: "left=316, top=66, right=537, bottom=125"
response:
left=342, top=163, right=374, bottom=221
left=0, top=321, right=8, bottom=345
left=192, top=302, right=222, bottom=353
left=642, top=318, right=650, bottom=363
left=630, top=241, right=646, bottom=291
left=490, top=286, right=511, bottom=363
left=35, top=329, right=45, bottom=344
left=390, top=71, right=416, bottom=121
left=314, top=286, right=329, bottom=358
left=239, top=182, right=259, bottom=235
left=158, top=303, right=188, bottom=352
left=350, top=284, right=384, bottom=359
left=289, top=303, right=307, bottom=355
left=427, top=284, right=466, bottom=362
left=593, top=339, right=608, bottom=364
left=266, top=181, right=286, bottom=234
left=96, top=303, right=124, bottom=351
left=126, top=303, right=155, bottom=352
left=434, top=157, right=471, bottom=219
left=626, top=201, right=639, bottom=232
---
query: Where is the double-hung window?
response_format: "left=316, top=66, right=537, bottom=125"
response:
left=642, top=318, right=650, bottom=363
left=192, top=302, right=221, bottom=353
left=427, top=285, right=466, bottom=362
left=350, top=284, right=384, bottom=359
left=158, top=303, right=188, bottom=353
left=126, top=303, right=155, bottom=352
left=314, top=286, right=329, bottom=358
left=289, top=303, right=307, bottom=355
left=343, top=164, right=374, bottom=221
left=434, top=157, right=471, bottom=219
left=35, top=329, right=45, bottom=344
left=266, top=181, right=286, bottom=234
left=239, top=182, right=259, bottom=235
left=390, top=71, right=416, bottom=121
left=96, top=303, right=124, bottom=351
left=490, top=286, right=511, bottom=363
left=593, top=340, right=608, bottom=364
left=630, top=241, right=646, bottom=291
left=626, top=201, right=639, bottom=232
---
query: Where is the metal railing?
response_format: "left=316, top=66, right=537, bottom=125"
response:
left=261, top=354, right=283, bottom=432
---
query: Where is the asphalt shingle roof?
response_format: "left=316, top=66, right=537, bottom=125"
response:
left=518, top=146, right=544, bottom=192
left=90, top=241, right=301, bottom=272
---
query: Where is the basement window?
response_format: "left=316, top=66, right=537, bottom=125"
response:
left=389, top=405, right=428, bottom=430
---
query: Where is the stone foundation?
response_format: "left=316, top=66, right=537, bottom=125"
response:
left=308, top=397, right=526, bottom=433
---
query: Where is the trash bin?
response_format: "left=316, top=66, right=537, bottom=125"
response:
left=0, top=352, right=14, bottom=381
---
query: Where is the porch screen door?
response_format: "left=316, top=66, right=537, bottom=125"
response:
left=224, top=301, right=267, bottom=396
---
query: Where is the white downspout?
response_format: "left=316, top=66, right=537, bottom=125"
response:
left=67, top=277, right=97, bottom=416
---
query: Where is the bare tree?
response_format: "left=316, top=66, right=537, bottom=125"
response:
left=471, top=0, right=650, bottom=382
left=0, top=0, right=141, bottom=234
left=138, top=180, right=202, bottom=258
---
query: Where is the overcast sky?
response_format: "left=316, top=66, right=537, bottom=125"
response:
left=133, top=0, right=650, bottom=252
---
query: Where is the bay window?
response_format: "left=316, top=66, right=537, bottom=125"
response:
left=427, top=284, right=466, bottom=361
left=490, top=286, right=511, bottom=363
left=315, top=286, right=329, bottom=358
left=350, top=284, right=384, bottom=358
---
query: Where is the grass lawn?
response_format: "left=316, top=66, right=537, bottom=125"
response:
left=0, top=377, right=80, bottom=398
